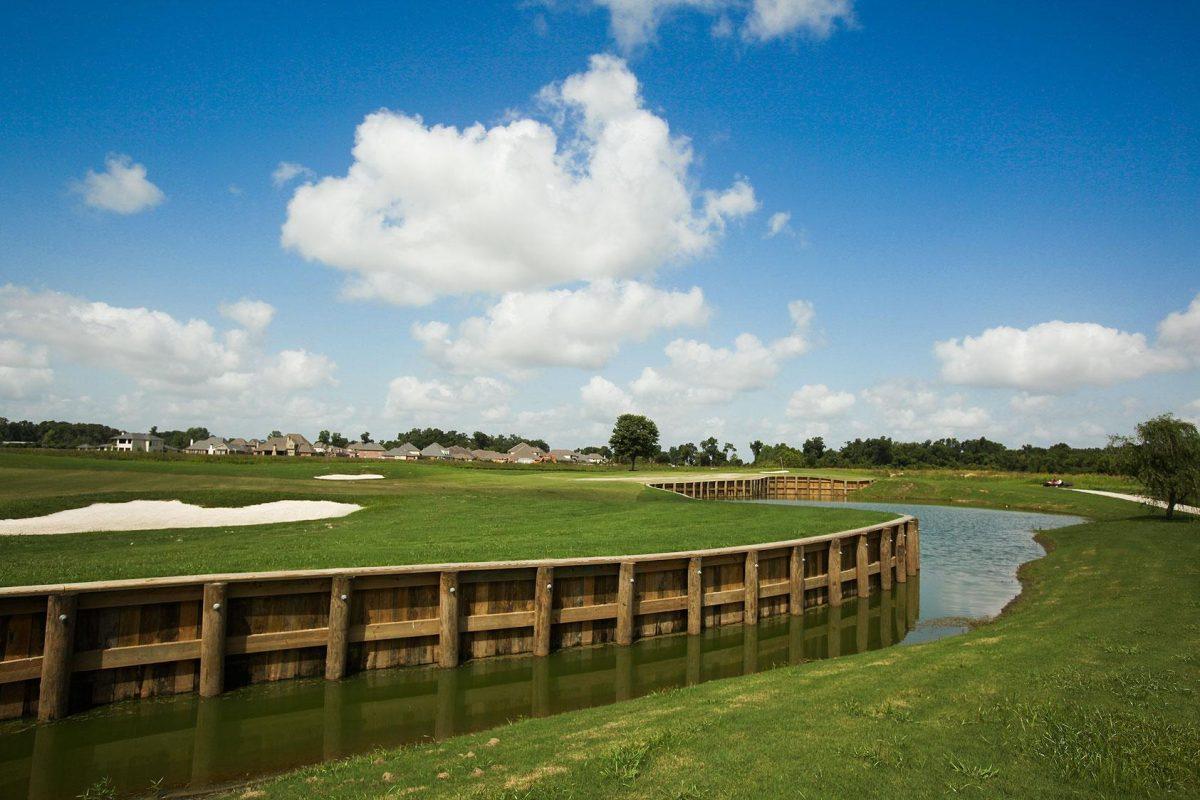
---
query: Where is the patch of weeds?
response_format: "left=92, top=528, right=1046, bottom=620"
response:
left=949, top=757, right=999, bottom=781
left=1025, top=706, right=1200, bottom=795
left=1101, top=642, right=1143, bottom=656
left=77, top=777, right=117, bottom=800
left=850, top=741, right=907, bottom=769
left=599, top=733, right=665, bottom=786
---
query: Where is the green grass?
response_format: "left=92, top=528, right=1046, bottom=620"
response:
left=202, top=472, right=1196, bottom=800
left=0, top=451, right=887, bottom=586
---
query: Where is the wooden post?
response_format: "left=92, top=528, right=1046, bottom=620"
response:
left=38, top=593, right=77, bottom=721
left=743, top=550, right=759, bottom=624
left=855, top=534, right=870, bottom=599
left=906, top=519, right=920, bottom=575
left=533, top=566, right=554, bottom=657
left=616, top=561, right=635, bottom=646
left=827, top=538, right=843, bottom=607
left=789, top=545, right=804, bottom=615
left=880, top=528, right=893, bottom=591
left=687, top=556, right=703, bottom=636
left=439, top=571, right=460, bottom=668
left=895, top=528, right=908, bottom=584
left=199, top=582, right=227, bottom=698
left=325, top=576, right=353, bottom=680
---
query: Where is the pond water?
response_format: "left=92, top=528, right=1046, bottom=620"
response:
left=0, top=503, right=1083, bottom=800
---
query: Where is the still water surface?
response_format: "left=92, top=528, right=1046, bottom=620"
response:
left=0, top=503, right=1083, bottom=799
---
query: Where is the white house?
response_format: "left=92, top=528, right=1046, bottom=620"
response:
left=109, top=432, right=165, bottom=453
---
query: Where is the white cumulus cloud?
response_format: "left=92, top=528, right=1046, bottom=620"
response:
left=586, top=0, right=854, bottom=50
left=0, top=339, right=54, bottom=398
left=384, top=375, right=512, bottom=417
left=73, top=154, right=164, bottom=214
left=786, top=383, right=855, bottom=418
left=219, top=299, right=276, bottom=333
left=413, top=280, right=708, bottom=373
left=765, top=210, right=792, bottom=238
left=861, top=381, right=994, bottom=439
left=0, top=285, right=335, bottom=400
left=935, top=295, right=1200, bottom=393
left=628, top=298, right=815, bottom=404
left=282, top=54, right=757, bottom=305
left=580, top=375, right=637, bottom=421
left=272, top=161, right=315, bottom=187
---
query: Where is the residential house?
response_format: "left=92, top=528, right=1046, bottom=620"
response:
left=314, top=441, right=351, bottom=457
left=347, top=441, right=387, bottom=459
left=446, top=445, right=475, bottom=461
left=108, top=432, right=165, bottom=453
left=581, top=452, right=607, bottom=465
left=420, top=442, right=450, bottom=459
left=226, top=438, right=254, bottom=454
left=507, top=442, right=545, bottom=464
left=470, top=449, right=510, bottom=462
left=385, top=442, right=420, bottom=460
left=184, top=436, right=232, bottom=456
left=548, top=449, right=582, bottom=463
left=254, top=433, right=315, bottom=457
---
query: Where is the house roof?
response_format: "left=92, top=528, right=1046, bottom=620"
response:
left=185, top=436, right=228, bottom=451
left=549, top=449, right=578, bottom=457
left=420, top=442, right=449, bottom=456
left=394, top=442, right=420, bottom=453
left=508, top=443, right=545, bottom=459
left=349, top=441, right=386, bottom=452
left=111, top=431, right=163, bottom=443
left=446, top=445, right=473, bottom=456
left=470, top=449, right=508, bottom=460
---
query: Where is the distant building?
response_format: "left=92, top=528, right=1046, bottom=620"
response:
left=420, top=442, right=450, bottom=459
left=581, top=452, right=607, bottom=464
left=108, top=432, right=165, bottom=453
left=226, top=438, right=254, bottom=454
left=347, top=441, right=387, bottom=459
left=184, top=436, right=232, bottom=456
left=385, top=442, right=420, bottom=460
left=446, top=445, right=475, bottom=461
left=470, top=449, right=510, bottom=462
left=314, top=441, right=351, bottom=457
left=254, top=433, right=315, bottom=457
left=548, top=449, right=581, bottom=463
left=507, top=442, right=545, bottom=463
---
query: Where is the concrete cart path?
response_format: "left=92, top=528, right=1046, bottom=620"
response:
left=1070, top=489, right=1198, bottom=516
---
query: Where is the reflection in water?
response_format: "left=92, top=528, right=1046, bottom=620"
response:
left=2, top=581, right=919, bottom=800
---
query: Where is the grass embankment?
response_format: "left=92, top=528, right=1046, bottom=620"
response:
left=220, top=476, right=1198, bottom=800
left=0, top=452, right=885, bottom=587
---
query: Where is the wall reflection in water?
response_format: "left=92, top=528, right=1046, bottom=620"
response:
left=1, top=578, right=919, bottom=800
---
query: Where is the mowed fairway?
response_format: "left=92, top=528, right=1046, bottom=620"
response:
left=0, top=452, right=887, bottom=587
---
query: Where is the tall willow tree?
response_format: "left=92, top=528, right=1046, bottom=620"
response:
left=1114, top=414, right=1200, bottom=519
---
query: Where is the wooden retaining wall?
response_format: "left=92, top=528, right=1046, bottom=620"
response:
left=0, top=512, right=916, bottom=723
left=648, top=474, right=872, bottom=501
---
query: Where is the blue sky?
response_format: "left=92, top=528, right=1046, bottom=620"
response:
left=1, top=1, right=1197, bottom=451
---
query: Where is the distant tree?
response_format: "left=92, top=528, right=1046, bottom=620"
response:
left=1113, top=414, right=1200, bottom=519
left=360, top=432, right=372, bottom=443
left=802, top=436, right=826, bottom=462
left=699, top=437, right=724, bottom=466
left=749, top=439, right=764, bottom=463
left=330, top=432, right=349, bottom=448
left=269, top=430, right=282, bottom=439
left=609, top=414, right=660, bottom=471
left=317, top=430, right=331, bottom=445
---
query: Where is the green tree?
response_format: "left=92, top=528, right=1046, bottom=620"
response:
left=609, top=414, right=660, bottom=471
left=802, top=436, right=826, bottom=462
left=1114, top=414, right=1200, bottom=519
left=330, top=432, right=349, bottom=448
left=360, top=431, right=372, bottom=443
left=317, top=430, right=331, bottom=445
left=749, top=439, right=764, bottom=463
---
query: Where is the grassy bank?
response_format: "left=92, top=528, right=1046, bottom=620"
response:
left=215, top=478, right=1198, bottom=800
left=0, top=451, right=886, bottom=586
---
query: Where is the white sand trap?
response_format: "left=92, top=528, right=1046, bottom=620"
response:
left=314, top=474, right=385, bottom=481
left=0, top=500, right=362, bottom=536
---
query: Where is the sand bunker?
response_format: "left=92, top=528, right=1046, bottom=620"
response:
left=314, top=474, right=385, bottom=481
left=0, top=500, right=362, bottom=536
